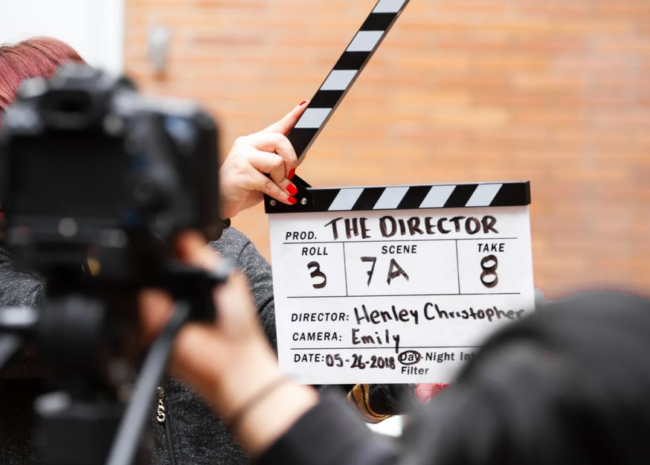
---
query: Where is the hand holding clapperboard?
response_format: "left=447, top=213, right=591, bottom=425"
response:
left=265, top=0, right=535, bottom=385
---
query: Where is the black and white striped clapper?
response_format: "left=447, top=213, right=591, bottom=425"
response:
left=266, top=2, right=536, bottom=387
left=288, top=0, right=411, bottom=162
left=266, top=182, right=531, bottom=214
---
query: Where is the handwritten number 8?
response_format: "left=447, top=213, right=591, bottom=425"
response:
left=480, top=255, right=499, bottom=288
left=307, top=261, right=327, bottom=289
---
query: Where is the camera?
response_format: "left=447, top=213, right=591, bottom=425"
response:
left=0, top=63, right=222, bottom=277
left=0, top=65, right=229, bottom=465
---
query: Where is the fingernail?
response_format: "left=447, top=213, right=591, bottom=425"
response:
left=288, top=196, right=297, bottom=205
left=299, top=100, right=308, bottom=106
left=287, top=184, right=298, bottom=196
left=288, top=169, right=296, bottom=180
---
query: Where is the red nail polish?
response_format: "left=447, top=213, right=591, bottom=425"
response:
left=288, top=169, right=296, bottom=180
left=299, top=100, right=308, bottom=106
left=287, top=184, right=298, bottom=196
left=288, top=196, right=297, bottom=205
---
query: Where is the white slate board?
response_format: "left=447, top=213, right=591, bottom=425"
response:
left=267, top=183, right=535, bottom=385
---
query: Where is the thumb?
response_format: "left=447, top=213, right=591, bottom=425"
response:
left=260, top=101, right=309, bottom=136
left=175, top=231, right=220, bottom=271
left=139, top=290, right=175, bottom=345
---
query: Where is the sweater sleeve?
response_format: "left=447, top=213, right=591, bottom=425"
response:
left=209, top=228, right=278, bottom=351
left=258, top=391, right=399, bottom=465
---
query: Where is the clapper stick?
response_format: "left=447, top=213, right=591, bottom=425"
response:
left=289, top=0, right=411, bottom=164
left=265, top=0, right=411, bottom=211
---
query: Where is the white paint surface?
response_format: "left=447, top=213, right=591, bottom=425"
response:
left=0, top=0, right=125, bottom=74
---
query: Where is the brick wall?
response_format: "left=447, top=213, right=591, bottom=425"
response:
left=125, top=0, right=650, bottom=299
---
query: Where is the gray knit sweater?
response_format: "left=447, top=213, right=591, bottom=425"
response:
left=0, top=228, right=276, bottom=465
left=149, top=228, right=278, bottom=465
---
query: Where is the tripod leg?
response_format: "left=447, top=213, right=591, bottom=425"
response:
left=106, top=302, right=190, bottom=465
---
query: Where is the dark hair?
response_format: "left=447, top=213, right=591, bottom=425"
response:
left=405, top=292, right=650, bottom=465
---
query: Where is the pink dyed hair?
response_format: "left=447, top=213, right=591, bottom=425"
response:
left=0, top=37, right=85, bottom=116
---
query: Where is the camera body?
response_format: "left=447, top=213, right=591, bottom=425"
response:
left=0, top=64, right=228, bottom=465
left=0, top=64, right=221, bottom=276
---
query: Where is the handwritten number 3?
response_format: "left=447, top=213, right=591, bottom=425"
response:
left=307, top=261, right=327, bottom=289
left=480, top=255, right=499, bottom=288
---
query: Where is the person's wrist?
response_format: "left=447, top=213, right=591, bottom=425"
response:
left=211, top=342, right=281, bottom=419
left=235, top=379, right=318, bottom=456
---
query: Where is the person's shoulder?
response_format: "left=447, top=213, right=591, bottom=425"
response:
left=208, top=228, right=272, bottom=281
left=208, top=227, right=251, bottom=259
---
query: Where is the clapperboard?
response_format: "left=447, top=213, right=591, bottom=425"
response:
left=265, top=0, right=535, bottom=385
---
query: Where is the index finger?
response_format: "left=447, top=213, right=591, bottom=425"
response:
left=260, top=101, right=309, bottom=136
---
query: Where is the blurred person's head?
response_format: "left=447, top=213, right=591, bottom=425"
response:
left=0, top=37, right=84, bottom=119
left=406, top=291, right=650, bottom=465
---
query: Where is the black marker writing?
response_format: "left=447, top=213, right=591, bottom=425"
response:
left=387, top=259, right=409, bottom=285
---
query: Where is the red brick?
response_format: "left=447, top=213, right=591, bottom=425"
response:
left=125, top=0, right=650, bottom=295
